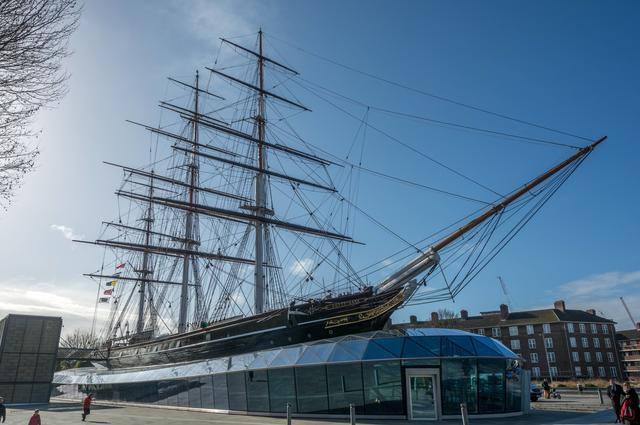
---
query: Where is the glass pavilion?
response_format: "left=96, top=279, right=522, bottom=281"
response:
left=53, top=328, right=527, bottom=419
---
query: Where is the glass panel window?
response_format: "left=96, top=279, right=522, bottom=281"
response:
left=567, top=323, right=574, bottom=333
left=544, top=338, right=553, bottom=349
left=442, top=359, right=478, bottom=415
left=526, top=325, right=534, bottom=335
left=327, top=363, right=364, bottom=414
left=587, top=366, right=594, bottom=377
left=362, top=361, right=403, bottom=415
left=227, top=372, right=247, bottom=411
left=575, top=366, right=582, bottom=376
left=478, top=359, right=505, bottom=413
left=510, top=340, right=520, bottom=350
left=547, top=352, right=556, bottom=363
left=610, top=367, right=617, bottom=377
left=579, top=323, right=586, bottom=333
left=569, top=337, right=577, bottom=348
left=598, top=366, right=606, bottom=377
left=509, top=326, right=518, bottom=336
left=268, top=368, right=296, bottom=413
left=593, top=338, right=600, bottom=348
left=602, top=324, right=609, bottom=334
left=213, top=374, right=229, bottom=410
left=477, top=328, right=485, bottom=336
left=607, top=352, right=615, bottom=363
left=584, top=352, right=591, bottom=363
left=530, top=353, right=538, bottom=363
left=591, top=324, right=598, bottom=334
left=246, top=370, right=269, bottom=412
left=605, top=338, right=612, bottom=348
left=596, top=352, right=603, bottom=363
left=492, top=328, right=501, bottom=337
left=543, top=324, right=551, bottom=334
left=550, top=367, right=558, bottom=377
left=572, top=352, right=579, bottom=362
left=528, top=339, right=536, bottom=349
left=296, top=366, right=328, bottom=413
left=532, top=367, right=540, bottom=377
left=188, top=379, right=201, bottom=408
left=505, top=360, right=522, bottom=412
left=199, top=376, right=214, bottom=409
left=582, top=337, right=589, bottom=348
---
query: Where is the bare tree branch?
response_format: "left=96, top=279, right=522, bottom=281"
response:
left=0, top=0, right=81, bottom=208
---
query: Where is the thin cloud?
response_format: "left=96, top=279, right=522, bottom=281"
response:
left=50, top=224, right=83, bottom=241
left=290, top=258, right=314, bottom=278
left=559, top=270, right=640, bottom=297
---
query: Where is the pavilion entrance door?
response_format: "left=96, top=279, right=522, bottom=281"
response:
left=406, top=368, right=440, bottom=420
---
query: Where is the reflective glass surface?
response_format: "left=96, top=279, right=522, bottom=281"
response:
left=199, top=376, right=214, bottom=409
left=246, top=370, right=269, bottom=412
left=505, top=360, right=522, bottom=412
left=327, top=362, right=364, bottom=414
left=227, top=372, right=247, bottom=411
left=295, top=366, right=328, bottom=413
left=268, top=368, right=297, bottom=413
left=409, top=375, right=436, bottom=419
left=212, top=373, right=229, bottom=410
left=362, top=361, right=403, bottom=415
left=478, top=359, right=505, bottom=413
left=442, top=359, right=477, bottom=414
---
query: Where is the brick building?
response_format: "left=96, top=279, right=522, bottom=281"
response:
left=616, top=327, right=640, bottom=382
left=396, top=300, right=623, bottom=380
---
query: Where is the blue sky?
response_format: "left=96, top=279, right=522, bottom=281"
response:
left=0, top=1, right=638, bottom=333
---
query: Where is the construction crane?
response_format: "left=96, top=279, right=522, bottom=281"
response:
left=498, top=276, right=514, bottom=311
left=620, top=297, right=639, bottom=330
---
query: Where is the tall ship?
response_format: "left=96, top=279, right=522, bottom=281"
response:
left=79, top=31, right=605, bottom=369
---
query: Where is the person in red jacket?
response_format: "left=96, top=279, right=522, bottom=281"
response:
left=28, top=409, right=41, bottom=425
left=81, top=394, right=93, bottom=422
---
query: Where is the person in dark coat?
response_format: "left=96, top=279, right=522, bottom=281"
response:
left=609, top=378, right=624, bottom=423
left=542, top=379, right=551, bottom=399
left=82, top=393, right=93, bottom=421
left=621, top=382, right=639, bottom=425
left=0, top=397, right=5, bottom=423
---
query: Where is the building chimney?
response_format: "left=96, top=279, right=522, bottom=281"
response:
left=586, top=308, right=596, bottom=315
left=500, top=304, right=509, bottom=320
left=554, top=300, right=566, bottom=312
left=410, top=315, right=417, bottom=324
left=431, top=312, right=439, bottom=322
left=461, top=309, right=469, bottom=320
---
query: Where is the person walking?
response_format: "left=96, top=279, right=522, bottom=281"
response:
left=609, top=378, right=624, bottom=423
left=27, top=409, right=41, bottom=425
left=81, top=393, right=93, bottom=422
left=542, top=379, right=551, bottom=399
left=0, top=397, right=6, bottom=423
left=621, top=382, right=639, bottom=425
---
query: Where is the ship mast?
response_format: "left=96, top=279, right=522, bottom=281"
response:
left=178, top=71, right=200, bottom=333
left=136, top=175, right=154, bottom=334
left=254, top=29, right=267, bottom=315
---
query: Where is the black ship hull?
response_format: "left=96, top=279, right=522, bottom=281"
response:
left=104, top=285, right=410, bottom=369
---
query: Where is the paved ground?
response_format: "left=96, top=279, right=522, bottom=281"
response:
left=2, top=395, right=615, bottom=425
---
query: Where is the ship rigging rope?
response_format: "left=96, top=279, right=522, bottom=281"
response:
left=265, top=33, right=592, bottom=143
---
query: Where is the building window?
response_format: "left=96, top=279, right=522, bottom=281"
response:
left=509, top=326, right=518, bottom=336
left=596, top=352, right=603, bottom=363
left=510, top=340, right=520, bottom=350
left=584, top=352, right=591, bottom=363
left=582, top=337, right=589, bottom=348
left=575, top=366, right=582, bottom=377
left=532, top=367, right=541, bottom=377
left=591, top=323, right=598, bottom=334
left=477, top=328, right=485, bottom=336
left=543, top=323, right=551, bottom=334
left=567, top=323, right=575, bottom=333
left=569, top=337, right=577, bottom=348
left=607, top=352, right=615, bottom=363
left=550, top=367, right=558, bottom=377
left=598, top=367, right=606, bottom=378
left=587, top=366, right=594, bottom=377
left=572, top=352, right=579, bottom=362
left=547, top=352, right=556, bottom=363
left=610, top=367, right=617, bottom=377
left=593, top=338, right=600, bottom=348
left=602, top=324, right=609, bottom=334
left=579, top=323, right=586, bottom=333
left=526, top=325, right=534, bottom=335
left=528, top=339, right=536, bottom=349
left=492, top=328, right=501, bottom=337
left=544, top=337, right=553, bottom=349
left=530, top=353, right=539, bottom=363
left=605, top=338, right=612, bottom=348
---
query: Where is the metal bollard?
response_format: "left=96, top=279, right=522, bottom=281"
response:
left=286, top=402, right=292, bottom=425
left=349, top=403, right=356, bottom=425
left=598, top=388, right=604, bottom=405
left=460, top=402, right=470, bottom=425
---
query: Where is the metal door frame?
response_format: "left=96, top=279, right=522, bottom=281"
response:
left=405, top=368, right=440, bottom=420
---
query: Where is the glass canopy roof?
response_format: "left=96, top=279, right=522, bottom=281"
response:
left=54, top=328, right=518, bottom=386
